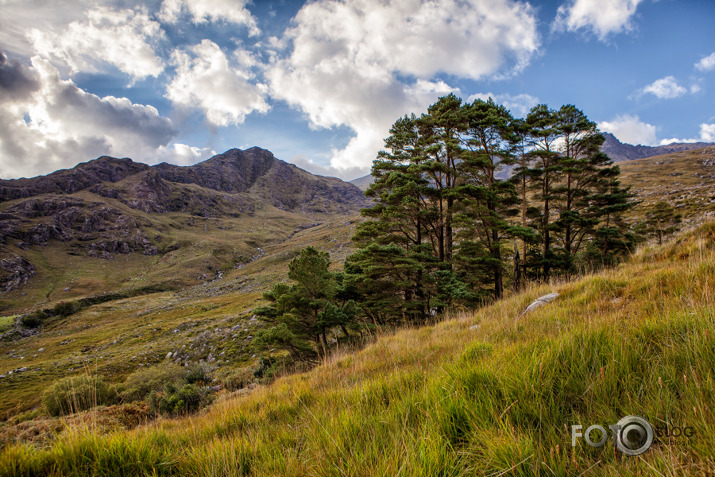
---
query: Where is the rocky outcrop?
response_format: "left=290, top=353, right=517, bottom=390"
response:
left=87, top=231, right=158, bottom=260
left=0, top=157, right=149, bottom=202
left=0, top=256, right=35, bottom=291
left=154, top=148, right=275, bottom=193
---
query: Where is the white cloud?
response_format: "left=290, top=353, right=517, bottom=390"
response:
left=156, top=143, right=216, bottom=166
left=695, top=52, right=715, bottom=72
left=659, top=123, right=715, bottom=145
left=0, top=0, right=92, bottom=58
left=0, top=56, right=177, bottom=179
left=599, top=114, right=715, bottom=147
left=467, top=92, right=539, bottom=117
left=27, top=6, right=165, bottom=80
left=269, top=0, right=540, bottom=172
left=159, top=0, right=260, bottom=36
left=289, top=155, right=368, bottom=181
left=640, top=76, right=687, bottom=99
left=166, top=40, right=270, bottom=127
left=598, top=114, right=658, bottom=146
left=553, top=0, right=644, bottom=41
left=701, top=124, right=715, bottom=142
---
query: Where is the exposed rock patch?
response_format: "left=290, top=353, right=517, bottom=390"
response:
left=0, top=256, right=35, bottom=291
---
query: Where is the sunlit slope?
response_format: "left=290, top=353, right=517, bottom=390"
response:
left=3, top=223, right=713, bottom=476
left=619, top=146, right=715, bottom=224
left=0, top=215, right=360, bottom=416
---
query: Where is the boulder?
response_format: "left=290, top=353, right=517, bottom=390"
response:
left=517, top=292, right=560, bottom=319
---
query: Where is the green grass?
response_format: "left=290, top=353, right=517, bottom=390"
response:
left=2, top=223, right=713, bottom=475
left=0, top=216, right=362, bottom=418
left=0, top=317, right=14, bottom=334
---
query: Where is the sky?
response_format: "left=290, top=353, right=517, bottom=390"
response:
left=0, top=0, right=714, bottom=181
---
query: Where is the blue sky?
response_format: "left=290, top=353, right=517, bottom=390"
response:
left=1, top=0, right=714, bottom=180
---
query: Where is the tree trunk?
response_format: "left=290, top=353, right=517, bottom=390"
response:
left=513, top=242, right=522, bottom=292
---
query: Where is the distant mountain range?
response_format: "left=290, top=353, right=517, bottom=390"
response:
left=600, top=133, right=714, bottom=163
left=0, top=148, right=366, bottom=302
left=350, top=134, right=715, bottom=190
left=0, top=147, right=365, bottom=215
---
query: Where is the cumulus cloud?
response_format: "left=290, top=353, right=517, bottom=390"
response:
left=289, top=155, right=368, bottom=181
left=0, top=56, right=177, bottom=179
left=159, top=0, right=260, bottom=36
left=695, top=52, right=715, bottom=72
left=640, top=76, right=687, bottom=99
left=166, top=40, right=270, bottom=127
left=155, top=143, right=216, bottom=166
left=27, top=6, right=165, bottom=80
left=467, top=92, right=539, bottom=117
left=269, top=0, right=540, bottom=172
left=0, top=52, right=40, bottom=99
left=598, top=114, right=657, bottom=146
left=660, top=123, right=715, bottom=145
left=553, top=0, right=644, bottom=40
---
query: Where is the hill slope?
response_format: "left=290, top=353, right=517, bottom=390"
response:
left=619, top=146, right=715, bottom=225
left=0, top=148, right=367, bottom=313
left=2, top=223, right=713, bottom=475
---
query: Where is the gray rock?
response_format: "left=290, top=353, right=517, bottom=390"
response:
left=517, top=293, right=560, bottom=319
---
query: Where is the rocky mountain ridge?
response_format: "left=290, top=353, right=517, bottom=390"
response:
left=600, top=132, right=714, bottom=163
left=0, top=147, right=367, bottom=302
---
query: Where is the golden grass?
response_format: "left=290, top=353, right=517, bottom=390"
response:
left=3, top=223, right=713, bottom=475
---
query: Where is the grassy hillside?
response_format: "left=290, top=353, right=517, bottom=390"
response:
left=619, top=146, right=715, bottom=225
left=2, top=222, right=713, bottom=476
left=0, top=215, right=360, bottom=417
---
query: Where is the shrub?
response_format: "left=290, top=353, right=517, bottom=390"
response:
left=52, top=301, right=81, bottom=317
left=119, top=363, right=186, bottom=403
left=149, top=383, right=211, bottom=416
left=42, top=375, right=116, bottom=416
left=218, top=367, right=254, bottom=392
left=185, top=362, right=213, bottom=385
left=20, top=310, right=51, bottom=328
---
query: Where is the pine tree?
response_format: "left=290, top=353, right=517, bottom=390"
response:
left=253, top=247, right=357, bottom=361
left=639, top=201, right=682, bottom=245
left=525, top=104, right=562, bottom=279
left=552, top=105, right=614, bottom=272
left=455, top=99, right=533, bottom=298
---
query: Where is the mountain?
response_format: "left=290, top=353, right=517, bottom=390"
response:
left=0, top=147, right=367, bottom=309
left=0, top=143, right=713, bottom=463
left=601, top=132, right=715, bottom=162
left=349, top=174, right=374, bottom=192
